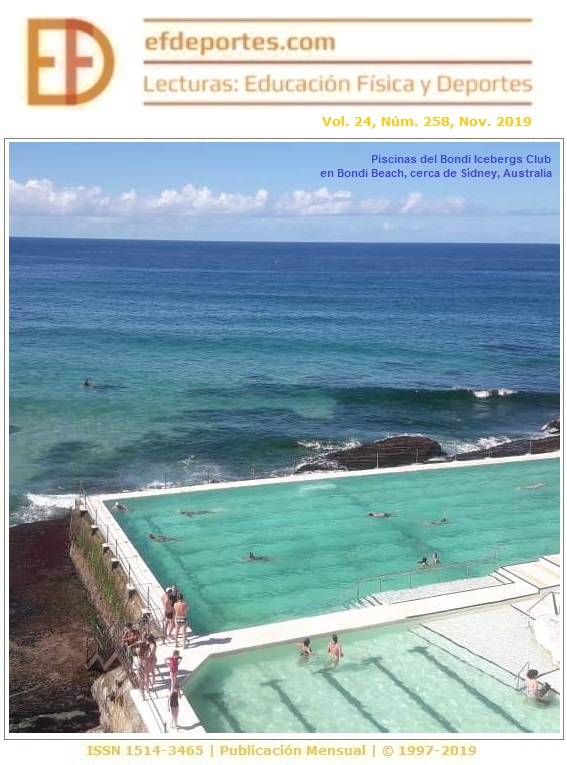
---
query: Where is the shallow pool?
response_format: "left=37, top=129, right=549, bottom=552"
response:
left=185, top=621, right=561, bottom=734
left=107, top=457, right=559, bottom=633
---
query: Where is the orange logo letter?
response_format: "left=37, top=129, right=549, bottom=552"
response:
left=28, top=19, right=114, bottom=105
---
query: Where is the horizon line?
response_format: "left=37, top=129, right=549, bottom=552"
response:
left=8, top=235, right=558, bottom=246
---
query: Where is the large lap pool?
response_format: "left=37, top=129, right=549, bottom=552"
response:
left=106, top=457, right=559, bottom=634
left=184, top=619, right=561, bottom=734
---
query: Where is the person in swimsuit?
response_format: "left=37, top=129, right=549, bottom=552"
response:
left=426, top=518, right=449, bottom=526
left=144, top=634, right=158, bottom=688
left=367, top=512, right=390, bottom=518
left=327, top=634, right=344, bottom=668
left=168, top=650, right=182, bottom=690
left=173, top=593, right=190, bottom=648
left=297, top=637, right=314, bottom=660
left=148, top=533, right=179, bottom=542
left=169, top=683, right=181, bottom=730
left=524, top=669, right=551, bottom=701
left=162, top=587, right=176, bottom=638
left=419, top=556, right=428, bottom=566
left=113, top=502, right=129, bottom=512
left=431, top=552, right=440, bottom=565
left=121, top=622, right=141, bottom=663
left=134, top=636, right=151, bottom=699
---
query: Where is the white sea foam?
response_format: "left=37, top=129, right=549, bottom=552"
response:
left=297, top=439, right=361, bottom=451
left=472, top=390, right=491, bottom=399
left=476, top=435, right=513, bottom=449
left=445, top=435, right=513, bottom=454
left=472, top=388, right=518, bottom=399
left=11, top=493, right=76, bottom=525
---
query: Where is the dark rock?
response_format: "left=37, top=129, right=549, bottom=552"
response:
left=9, top=516, right=102, bottom=733
left=328, top=436, right=445, bottom=471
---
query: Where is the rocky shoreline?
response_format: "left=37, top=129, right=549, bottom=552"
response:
left=9, top=516, right=102, bottom=733
left=295, top=430, right=560, bottom=474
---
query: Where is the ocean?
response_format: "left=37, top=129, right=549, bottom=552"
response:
left=8, top=237, right=559, bottom=524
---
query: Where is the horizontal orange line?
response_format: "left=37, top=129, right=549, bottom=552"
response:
left=144, top=101, right=533, bottom=106
left=144, top=18, right=533, bottom=23
left=144, top=60, right=533, bottom=66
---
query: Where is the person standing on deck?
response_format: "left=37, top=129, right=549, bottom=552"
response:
left=162, top=587, right=176, bottom=639
left=173, top=592, right=190, bottom=648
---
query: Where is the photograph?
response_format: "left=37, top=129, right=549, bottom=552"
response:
left=8, top=140, right=560, bottom=736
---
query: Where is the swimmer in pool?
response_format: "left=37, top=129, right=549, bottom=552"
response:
left=179, top=510, right=213, bottom=517
left=517, top=483, right=545, bottom=490
left=148, top=533, right=180, bottom=542
left=425, top=517, right=449, bottom=526
left=112, top=502, right=129, bottom=512
left=367, top=512, right=391, bottom=518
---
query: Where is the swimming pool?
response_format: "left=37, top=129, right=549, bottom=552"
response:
left=185, top=620, right=561, bottom=734
left=106, top=457, right=559, bottom=634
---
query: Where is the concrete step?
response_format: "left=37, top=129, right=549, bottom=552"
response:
left=501, top=560, right=560, bottom=590
left=540, top=554, right=561, bottom=569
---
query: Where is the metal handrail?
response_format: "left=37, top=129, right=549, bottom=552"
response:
left=76, top=489, right=169, bottom=733
left=77, top=490, right=166, bottom=639
left=526, top=589, right=560, bottom=617
left=355, top=545, right=506, bottom=600
left=514, top=661, right=529, bottom=690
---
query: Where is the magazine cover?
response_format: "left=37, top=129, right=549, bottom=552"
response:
left=2, top=2, right=563, bottom=763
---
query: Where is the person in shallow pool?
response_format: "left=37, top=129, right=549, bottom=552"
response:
left=367, top=512, right=390, bottom=518
left=112, top=502, right=129, bottom=512
left=148, top=533, right=180, bottom=542
left=327, top=634, right=344, bottom=668
left=426, top=517, right=449, bottom=526
left=419, top=556, right=428, bottom=566
left=524, top=669, right=551, bottom=701
left=297, top=637, right=315, bottom=659
left=179, top=510, right=213, bottom=517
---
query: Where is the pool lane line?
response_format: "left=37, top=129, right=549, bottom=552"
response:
left=408, top=646, right=532, bottom=733
left=316, top=671, right=390, bottom=733
left=262, top=679, right=318, bottom=733
left=364, top=656, right=459, bottom=732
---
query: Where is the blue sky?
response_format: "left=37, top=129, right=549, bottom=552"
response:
left=9, top=141, right=560, bottom=242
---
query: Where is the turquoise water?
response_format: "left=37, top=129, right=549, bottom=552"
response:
left=10, top=238, right=559, bottom=522
left=185, top=621, right=560, bottom=734
left=106, top=457, right=559, bottom=634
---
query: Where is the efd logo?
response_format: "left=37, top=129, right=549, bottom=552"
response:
left=28, top=19, right=114, bottom=105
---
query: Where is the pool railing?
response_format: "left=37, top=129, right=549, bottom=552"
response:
left=355, top=544, right=508, bottom=600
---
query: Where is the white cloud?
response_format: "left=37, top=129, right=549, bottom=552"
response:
left=10, top=178, right=111, bottom=215
left=148, top=184, right=269, bottom=215
left=276, top=188, right=353, bottom=215
left=10, top=177, right=552, bottom=223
